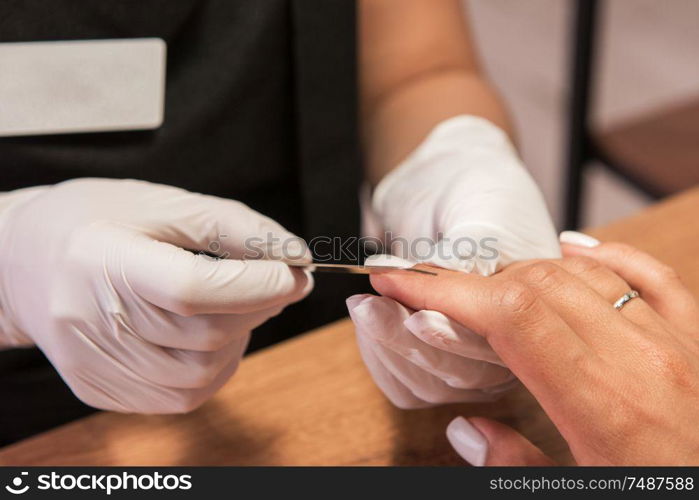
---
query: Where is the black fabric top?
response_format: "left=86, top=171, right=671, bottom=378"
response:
left=0, top=0, right=370, bottom=444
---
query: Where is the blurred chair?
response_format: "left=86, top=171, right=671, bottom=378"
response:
left=563, top=0, right=699, bottom=229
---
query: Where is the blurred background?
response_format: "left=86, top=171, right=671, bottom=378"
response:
left=465, top=0, right=699, bottom=229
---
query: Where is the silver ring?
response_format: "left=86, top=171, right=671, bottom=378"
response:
left=613, top=290, right=640, bottom=310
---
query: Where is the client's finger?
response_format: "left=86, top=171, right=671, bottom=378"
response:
left=447, top=417, right=554, bottom=466
left=562, top=240, right=699, bottom=331
left=553, top=256, right=671, bottom=333
left=370, top=268, right=598, bottom=407
left=505, top=261, right=659, bottom=353
left=507, top=257, right=662, bottom=334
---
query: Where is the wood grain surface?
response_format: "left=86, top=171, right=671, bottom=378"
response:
left=1, top=187, right=698, bottom=466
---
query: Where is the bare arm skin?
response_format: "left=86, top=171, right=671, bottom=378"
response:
left=359, top=0, right=512, bottom=185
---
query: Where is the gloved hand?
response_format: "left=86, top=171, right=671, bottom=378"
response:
left=370, top=115, right=560, bottom=273
left=0, top=178, right=312, bottom=413
left=347, top=292, right=516, bottom=409
left=349, top=115, right=560, bottom=408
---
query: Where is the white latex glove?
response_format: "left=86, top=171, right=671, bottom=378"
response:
left=350, top=115, right=560, bottom=408
left=0, top=178, right=312, bottom=413
left=371, top=115, right=560, bottom=273
left=347, top=293, right=517, bottom=409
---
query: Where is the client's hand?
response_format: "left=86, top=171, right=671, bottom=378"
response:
left=370, top=235, right=699, bottom=465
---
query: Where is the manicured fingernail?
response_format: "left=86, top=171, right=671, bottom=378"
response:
left=345, top=294, right=368, bottom=311
left=559, top=231, right=600, bottom=248
left=364, top=254, right=414, bottom=268
left=446, top=417, right=488, bottom=466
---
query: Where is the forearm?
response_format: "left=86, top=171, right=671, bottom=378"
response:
left=362, top=70, right=511, bottom=185
left=359, top=0, right=513, bottom=186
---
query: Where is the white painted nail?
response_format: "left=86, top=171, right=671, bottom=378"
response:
left=446, top=417, right=488, bottom=466
left=364, top=254, right=415, bottom=268
left=559, top=230, right=600, bottom=248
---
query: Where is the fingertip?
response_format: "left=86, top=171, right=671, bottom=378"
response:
left=463, top=417, right=556, bottom=466
left=402, top=310, right=424, bottom=334
left=369, top=266, right=432, bottom=295
left=366, top=254, right=427, bottom=295
left=371, top=266, right=467, bottom=320
left=446, top=416, right=489, bottom=466
left=364, top=254, right=414, bottom=267
left=280, top=238, right=313, bottom=264
left=559, top=230, right=600, bottom=248
left=283, top=264, right=314, bottom=301
left=226, top=259, right=312, bottom=311
left=369, top=272, right=389, bottom=292
left=299, top=268, right=314, bottom=297
left=346, top=297, right=374, bottom=332
left=562, top=240, right=639, bottom=264
left=347, top=295, right=412, bottom=342
left=346, top=293, right=373, bottom=312
left=466, top=416, right=498, bottom=434
left=560, top=242, right=590, bottom=257
left=369, top=272, right=417, bottom=304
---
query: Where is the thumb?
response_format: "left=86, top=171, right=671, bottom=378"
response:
left=84, top=223, right=312, bottom=315
left=447, top=416, right=555, bottom=466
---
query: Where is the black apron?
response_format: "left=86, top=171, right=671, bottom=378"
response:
left=0, top=0, right=370, bottom=445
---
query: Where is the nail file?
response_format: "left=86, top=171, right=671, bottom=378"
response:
left=286, top=262, right=437, bottom=276
left=187, top=249, right=438, bottom=276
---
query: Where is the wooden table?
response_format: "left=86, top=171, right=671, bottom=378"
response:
left=2, top=187, right=698, bottom=466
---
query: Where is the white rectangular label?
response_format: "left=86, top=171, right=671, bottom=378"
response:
left=0, top=38, right=166, bottom=137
